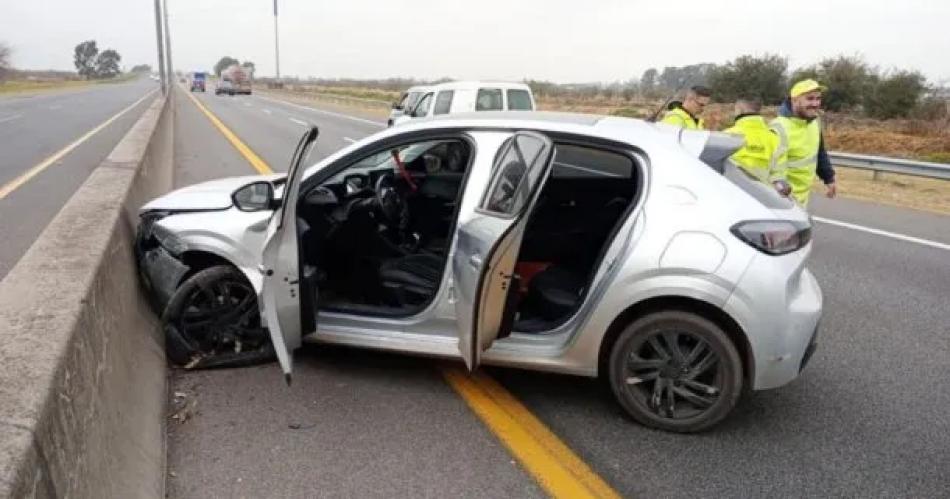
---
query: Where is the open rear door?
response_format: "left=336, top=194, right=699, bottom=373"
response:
left=453, top=132, right=554, bottom=370
left=260, top=127, right=319, bottom=383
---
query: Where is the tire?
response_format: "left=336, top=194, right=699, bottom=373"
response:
left=162, top=265, right=274, bottom=369
left=608, top=310, right=743, bottom=433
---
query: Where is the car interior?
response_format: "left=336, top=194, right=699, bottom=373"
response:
left=294, top=136, right=638, bottom=334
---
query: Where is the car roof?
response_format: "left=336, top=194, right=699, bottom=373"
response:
left=425, top=80, right=532, bottom=92
left=388, top=110, right=671, bottom=148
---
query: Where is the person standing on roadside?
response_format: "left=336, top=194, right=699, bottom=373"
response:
left=771, top=79, right=837, bottom=207
left=660, top=85, right=711, bottom=130
left=723, top=97, right=791, bottom=197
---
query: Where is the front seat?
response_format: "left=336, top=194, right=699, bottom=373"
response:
left=379, top=253, right=443, bottom=306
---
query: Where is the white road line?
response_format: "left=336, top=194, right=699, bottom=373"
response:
left=289, top=117, right=308, bottom=126
left=255, top=94, right=385, bottom=127
left=262, top=108, right=272, bottom=115
left=343, top=137, right=357, bottom=143
left=0, top=114, right=22, bottom=124
left=813, top=216, right=950, bottom=252
left=0, top=90, right=157, bottom=200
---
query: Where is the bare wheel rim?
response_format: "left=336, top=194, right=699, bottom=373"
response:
left=622, top=329, right=724, bottom=421
left=175, top=276, right=265, bottom=355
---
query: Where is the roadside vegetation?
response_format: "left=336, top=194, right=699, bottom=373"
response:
left=0, top=39, right=147, bottom=95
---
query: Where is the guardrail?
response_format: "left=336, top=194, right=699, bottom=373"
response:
left=829, top=152, right=950, bottom=180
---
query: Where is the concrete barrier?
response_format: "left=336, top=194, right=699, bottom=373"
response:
left=0, top=90, right=173, bottom=498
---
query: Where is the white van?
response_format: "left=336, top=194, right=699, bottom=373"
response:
left=387, top=85, right=430, bottom=127
left=393, top=81, right=536, bottom=126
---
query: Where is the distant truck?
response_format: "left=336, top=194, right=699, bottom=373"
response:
left=190, top=72, right=207, bottom=92
left=220, top=64, right=252, bottom=95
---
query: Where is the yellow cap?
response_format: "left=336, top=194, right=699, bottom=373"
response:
left=790, top=79, right=827, bottom=98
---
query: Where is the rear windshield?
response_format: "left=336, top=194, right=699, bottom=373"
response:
left=507, top=89, right=533, bottom=110
left=723, top=164, right=794, bottom=209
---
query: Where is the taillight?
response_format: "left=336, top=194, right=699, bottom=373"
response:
left=731, top=220, right=811, bottom=255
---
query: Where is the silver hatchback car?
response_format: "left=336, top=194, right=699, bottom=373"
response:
left=136, top=112, right=821, bottom=432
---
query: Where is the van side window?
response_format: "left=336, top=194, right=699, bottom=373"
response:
left=434, top=91, right=454, bottom=115
left=476, top=88, right=504, bottom=111
left=507, top=89, right=533, bottom=110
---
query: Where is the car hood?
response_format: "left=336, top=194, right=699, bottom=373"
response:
left=140, top=174, right=286, bottom=212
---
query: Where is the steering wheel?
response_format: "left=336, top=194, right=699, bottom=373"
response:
left=374, top=173, right=406, bottom=226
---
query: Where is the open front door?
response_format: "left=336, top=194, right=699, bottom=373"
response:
left=454, top=132, right=554, bottom=370
left=260, top=127, right=319, bottom=382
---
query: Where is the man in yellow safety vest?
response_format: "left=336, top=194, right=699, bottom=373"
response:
left=770, top=79, right=837, bottom=207
left=723, top=97, right=791, bottom=197
left=660, top=86, right=710, bottom=130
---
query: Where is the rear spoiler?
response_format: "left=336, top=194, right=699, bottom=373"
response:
left=652, top=123, right=744, bottom=174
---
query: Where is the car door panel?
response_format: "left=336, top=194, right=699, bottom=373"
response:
left=260, top=128, right=319, bottom=380
left=453, top=131, right=554, bottom=369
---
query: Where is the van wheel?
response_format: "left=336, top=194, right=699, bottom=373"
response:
left=162, top=265, right=273, bottom=369
left=608, top=310, right=743, bottom=432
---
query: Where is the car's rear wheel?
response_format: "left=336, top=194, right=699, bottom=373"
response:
left=608, top=310, right=743, bottom=432
left=162, top=265, right=273, bottom=369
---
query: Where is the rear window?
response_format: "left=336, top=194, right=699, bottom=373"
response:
left=476, top=88, right=504, bottom=111
left=434, top=91, right=454, bottom=115
left=507, top=89, right=533, bottom=110
left=552, top=144, right=633, bottom=179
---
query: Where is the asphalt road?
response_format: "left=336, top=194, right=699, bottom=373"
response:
left=0, top=77, right=157, bottom=279
left=167, top=88, right=950, bottom=498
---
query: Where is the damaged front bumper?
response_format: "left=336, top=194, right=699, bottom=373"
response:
left=135, top=212, right=190, bottom=313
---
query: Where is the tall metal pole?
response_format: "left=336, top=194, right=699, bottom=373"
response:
left=153, top=0, right=167, bottom=94
left=274, top=0, right=281, bottom=82
left=162, top=0, right=173, bottom=86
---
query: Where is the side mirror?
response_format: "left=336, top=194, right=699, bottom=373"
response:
left=233, top=181, right=274, bottom=211
left=392, top=102, right=402, bottom=110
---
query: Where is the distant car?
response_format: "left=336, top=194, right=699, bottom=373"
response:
left=215, top=80, right=233, bottom=96
left=135, top=113, right=821, bottom=433
left=190, top=72, right=207, bottom=92
left=393, top=81, right=536, bottom=126
left=387, top=85, right=429, bottom=127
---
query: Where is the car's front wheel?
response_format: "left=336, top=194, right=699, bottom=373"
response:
left=162, top=265, right=273, bottom=369
left=608, top=310, right=743, bottom=432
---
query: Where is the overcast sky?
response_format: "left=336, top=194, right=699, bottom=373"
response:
left=3, top=0, right=948, bottom=84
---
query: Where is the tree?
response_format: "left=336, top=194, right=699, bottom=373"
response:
left=214, top=56, right=239, bottom=76
left=241, top=61, right=255, bottom=76
left=709, top=54, right=788, bottom=104
left=95, top=49, right=122, bottom=78
left=863, top=70, right=927, bottom=119
left=791, top=55, right=874, bottom=111
left=74, top=40, right=98, bottom=79
left=0, top=42, right=11, bottom=81
left=130, top=64, right=152, bottom=73
left=640, top=68, right=658, bottom=92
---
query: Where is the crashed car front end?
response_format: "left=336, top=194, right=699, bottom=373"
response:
left=135, top=211, right=191, bottom=313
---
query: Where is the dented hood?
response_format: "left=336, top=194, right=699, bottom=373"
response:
left=140, top=174, right=286, bottom=212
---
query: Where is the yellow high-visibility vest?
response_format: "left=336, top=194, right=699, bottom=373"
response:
left=724, top=115, right=786, bottom=183
left=771, top=115, right=821, bottom=206
left=661, top=107, right=705, bottom=130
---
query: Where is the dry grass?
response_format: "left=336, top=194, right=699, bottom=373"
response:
left=0, top=79, right=90, bottom=94
left=822, top=167, right=950, bottom=215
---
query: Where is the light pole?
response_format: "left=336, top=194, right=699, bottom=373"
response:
left=162, top=0, right=173, bottom=85
left=153, top=0, right=166, bottom=94
left=274, top=0, right=281, bottom=85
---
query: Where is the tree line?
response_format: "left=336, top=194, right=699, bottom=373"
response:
left=527, top=54, right=940, bottom=120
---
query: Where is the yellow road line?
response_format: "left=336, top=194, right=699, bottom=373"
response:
left=182, top=88, right=273, bottom=175
left=0, top=89, right=158, bottom=200
left=443, top=368, right=622, bottom=499
left=188, top=87, right=618, bottom=497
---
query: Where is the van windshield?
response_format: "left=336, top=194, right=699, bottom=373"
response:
left=507, top=89, right=533, bottom=110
